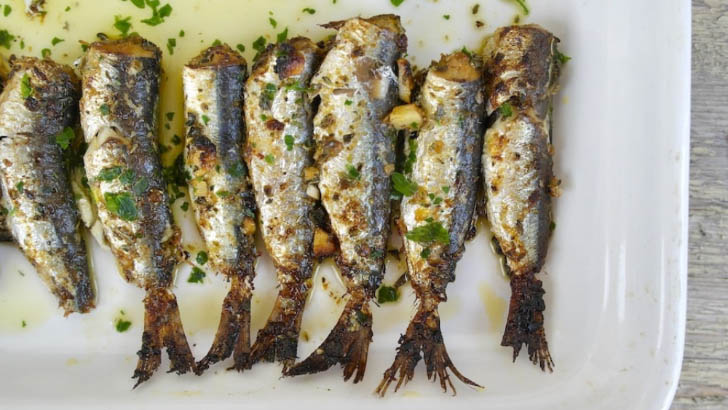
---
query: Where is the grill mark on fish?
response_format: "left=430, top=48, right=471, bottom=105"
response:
left=284, top=14, right=405, bottom=383
left=377, top=52, right=485, bottom=396
left=80, top=36, right=194, bottom=386
left=182, top=45, right=258, bottom=374
left=0, top=57, right=94, bottom=315
left=244, top=38, right=322, bottom=369
left=482, top=25, right=562, bottom=372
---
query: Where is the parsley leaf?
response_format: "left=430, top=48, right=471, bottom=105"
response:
left=284, top=134, right=294, bottom=151
left=55, top=127, right=75, bottom=150
left=196, top=251, right=208, bottom=265
left=104, top=192, right=138, bottom=221
left=113, top=15, right=132, bottom=37
left=302, top=7, right=316, bottom=14
left=51, top=37, right=64, bottom=46
left=405, top=220, right=450, bottom=245
left=346, top=164, right=360, bottom=180
left=188, top=267, right=205, bottom=283
left=391, top=172, right=418, bottom=196
left=97, top=166, right=122, bottom=181
left=115, top=319, right=131, bottom=332
left=499, top=102, right=514, bottom=118
left=377, top=285, right=398, bottom=303
left=20, top=73, right=33, bottom=99
left=391, top=0, right=405, bottom=6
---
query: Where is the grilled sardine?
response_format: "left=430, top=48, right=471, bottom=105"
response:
left=0, top=57, right=12, bottom=242
left=244, top=38, right=321, bottom=368
left=377, top=52, right=484, bottom=395
left=285, top=14, right=406, bottom=383
left=80, top=36, right=194, bottom=386
left=0, top=57, right=94, bottom=314
left=482, top=25, right=562, bottom=371
left=181, top=45, right=258, bottom=373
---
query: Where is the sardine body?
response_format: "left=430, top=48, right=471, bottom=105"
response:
left=80, top=36, right=194, bottom=386
left=285, top=14, right=406, bottom=383
left=0, top=57, right=94, bottom=314
left=378, top=52, right=484, bottom=395
left=0, top=57, right=13, bottom=242
left=244, top=38, right=321, bottom=367
left=182, top=45, right=258, bottom=373
left=482, top=24, right=561, bottom=371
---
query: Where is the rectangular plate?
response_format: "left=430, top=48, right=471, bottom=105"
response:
left=0, top=0, right=689, bottom=409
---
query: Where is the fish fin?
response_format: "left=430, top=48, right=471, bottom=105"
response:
left=501, top=273, right=554, bottom=372
left=194, top=274, right=253, bottom=374
left=132, top=288, right=195, bottom=388
left=250, top=279, right=309, bottom=368
left=376, top=305, right=480, bottom=396
left=283, top=293, right=372, bottom=383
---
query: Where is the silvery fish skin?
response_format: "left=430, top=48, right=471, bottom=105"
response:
left=244, top=38, right=321, bottom=367
left=482, top=25, right=562, bottom=372
left=0, top=58, right=12, bottom=242
left=181, top=45, right=257, bottom=374
left=285, top=14, right=406, bottom=383
left=0, top=57, right=94, bottom=314
left=377, top=52, right=484, bottom=396
left=80, top=36, right=194, bottom=386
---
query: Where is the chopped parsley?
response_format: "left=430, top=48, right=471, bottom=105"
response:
left=211, top=38, right=221, bottom=47
left=115, top=319, right=131, bottom=332
left=132, top=176, right=149, bottom=195
left=104, top=192, right=138, bottom=221
left=264, top=154, right=275, bottom=165
left=16, top=181, right=24, bottom=194
left=263, top=83, right=277, bottom=102
left=403, top=138, right=417, bottom=174
left=51, top=37, right=64, bottom=46
left=216, top=190, right=231, bottom=198
left=196, top=251, right=208, bottom=265
left=252, top=36, right=267, bottom=53
left=180, top=201, right=189, bottom=211
left=556, top=50, right=571, bottom=65
left=113, top=15, right=132, bottom=37
left=461, top=46, right=473, bottom=60
left=20, top=73, right=33, bottom=99
left=201, top=114, right=210, bottom=125
left=406, top=220, right=450, bottom=245
left=167, top=37, right=176, bottom=54
left=284, top=80, right=312, bottom=93
left=420, top=247, right=431, bottom=258
left=390, top=0, right=405, bottom=6
left=302, top=7, right=316, bottom=14
left=443, top=14, right=450, bottom=20
left=130, top=0, right=145, bottom=8
left=119, top=169, right=136, bottom=185
left=377, top=285, right=398, bottom=304
left=3, top=4, right=11, bottom=16
left=276, top=27, right=288, bottom=43
left=284, top=134, right=295, bottom=151
left=97, top=166, right=122, bottom=181
left=100, top=104, right=110, bottom=115
left=41, top=48, right=51, bottom=58
left=227, top=160, right=246, bottom=178
left=499, top=102, right=514, bottom=118
left=0, top=30, right=14, bottom=49
left=140, top=2, right=172, bottom=26
left=236, top=43, right=245, bottom=53
left=55, top=127, right=75, bottom=150
left=344, top=99, right=353, bottom=105
left=166, top=112, right=174, bottom=121
left=346, top=164, right=360, bottom=180
left=21, top=320, right=26, bottom=328
left=391, top=172, right=418, bottom=196
left=268, top=17, right=277, bottom=28
left=513, top=0, right=529, bottom=14
left=188, top=267, right=206, bottom=283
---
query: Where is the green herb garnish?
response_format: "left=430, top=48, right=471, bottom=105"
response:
left=179, top=29, right=185, bottom=37
left=264, top=154, right=275, bottom=165
left=196, top=251, right=208, bottom=265
left=252, top=36, right=267, bottom=54
left=41, top=48, right=51, bottom=58
left=420, top=247, right=431, bottom=258
left=100, top=104, right=110, bottom=115
left=51, top=37, right=64, bottom=46
left=113, top=15, right=132, bottom=37
left=119, top=169, right=136, bottom=185
left=556, top=50, right=571, bottom=65
left=443, top=14, right=450, bottom=20
left=302, top=7, right=316, bottom=14
left=132, top=176, right=149, bottom=195
left=406, top=220, right=450, bottom=245
left=211, top=39, right=221, bottom=47
left=188, top=267, right=205, bottom=283
left=268, top=17, right=277, bottom=28
left=442, top=186, right=450, bottom=193
left=104, top=192, right=138, bottom=221
left=201, top=114, right=210, bottom=125
left=346, top=164, right=360, bottom=180
left=277, top=27, right=288, bottom=43
left=263, top=83, right=277, bottom=102
left=236, top=43, right=245, bottom=53
left=167, top=37, right=176, bottom=54
left=140, top=2, right=172, bottom=26
left=180, top=201, right=189, bottom=211
left=20, top=73, right=33, bottom=99
left=4, top=5, right=12, bottom=16
left=377, top=285, right=398, bottom=304
left=390, top=0, right=405, bottom=6
left=16, top=181, right=24, bottom=194
left=227, top=160, right=246, bottom=178
left=499, top=102, right=513, bottom=118
left=403, top=138, right=417, bottom=174
left=512, top=0, right=530, bottom=15
left=130, top=0, right=145, bottom=8
left=97, top=166, right=122, bottom=181
left=21, top=320, right=26, bottom=328
left=0, top=30, right=14, bottom=49
left=391, top=172, right=418, bottom=196
left=284, top=134, right=295, bottom=151
left=115, top=319, right=131, bottom=332
left=55, top=127, right=75, bottom=150
left=344, top=99, right=353, bottom=105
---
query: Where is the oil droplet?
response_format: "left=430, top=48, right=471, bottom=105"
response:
left=478, top=282, right=506, bottom=331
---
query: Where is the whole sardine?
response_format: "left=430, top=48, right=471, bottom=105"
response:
left=0, top=57, right=13, bottom=242
left=181, top=45, right=257, bottom=373
left=80, top=35, right=195, bottom=386
left=284, top=14, right=406, bottom=383
left=482, top=25, right=562, bottom=371
left=377, top=52, right=484, bottom=395
left=0, top=57, right=94, bottom=314
left=244, top=38, right=321, bottom=368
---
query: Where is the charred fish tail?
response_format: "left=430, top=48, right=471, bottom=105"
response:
left=284, top=289, right=372, bottom=383
left=502, top=273, right=553, bottom=371
left=195, top=274, right=253, bottom=374
left=376, top=303, right=480, bottom=396
left=133, top=287, right=196, bottom=388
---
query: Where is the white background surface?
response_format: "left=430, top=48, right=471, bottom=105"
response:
left=0, top=0, right=690, bottom=409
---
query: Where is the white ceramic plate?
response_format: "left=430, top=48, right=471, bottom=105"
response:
left=0, top=0, right=689, bottom=409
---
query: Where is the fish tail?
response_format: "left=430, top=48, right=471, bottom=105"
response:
left=132, top=287, right=195, bottom=388
left=250, top=275, right=310, bottom=368
left=376, top=304, right=480, bottom=396
left=502, top=273, right=554, bottom=372
left=283, top=290, right=372, bottom=383
left=195, top=274, right=253, bottom=374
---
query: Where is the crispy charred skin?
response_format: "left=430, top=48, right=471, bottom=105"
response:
left=377, top=52, right=485, bottom=396
left=0, top=59, right=12, bottom=242
left=0, top=57, right=94, bottom=314
left=80, top=36, right=194, bottom=386
left=244, top=38, right=321, bottom=368
left=284, top=15, right=406, bottom=383
left=181, top=45, right=258, bottom=374
left=482, top=25, right=561, bottom=372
